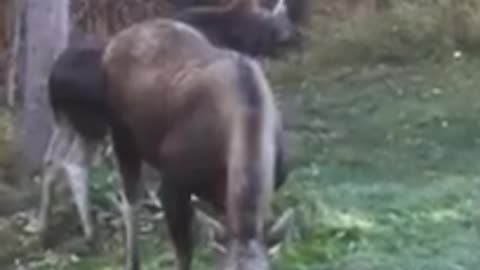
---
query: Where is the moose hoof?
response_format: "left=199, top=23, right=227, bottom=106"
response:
left=221, top=240, right=270, bottom=270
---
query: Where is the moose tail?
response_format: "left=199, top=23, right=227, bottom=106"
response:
left=48, top=44, right=110, bottom=143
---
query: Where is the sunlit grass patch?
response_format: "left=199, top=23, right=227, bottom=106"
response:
left=272, top=162, right=480, bottom=270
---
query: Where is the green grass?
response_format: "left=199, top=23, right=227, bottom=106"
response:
left=265, top=51, right=480, bottom=270
left=0, top=109, right=13, bottom=169
left=6, top=54, right=479, bottom=270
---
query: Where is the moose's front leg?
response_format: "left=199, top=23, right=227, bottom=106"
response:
left=111, top=127, right=142, bottom=270
left=159, top=184, right=194, bottom=270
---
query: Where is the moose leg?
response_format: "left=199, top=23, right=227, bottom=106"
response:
left=64, top=162, right=93, bottom=241
left=111, top=127, right=142, bottom=270
left=159, top=184, right=193, bottom=270
left=37, top=123, right=65, bottom=237
left=63, top=136, right=97, bottom=242
left=37, top=163, right=61, bottom=242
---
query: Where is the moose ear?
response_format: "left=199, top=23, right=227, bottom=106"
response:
left=272, top=0, right=287, bottom=15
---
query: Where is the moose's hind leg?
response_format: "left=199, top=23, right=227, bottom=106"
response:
left=111, top=126, right=143, bottom=270
left=159, top=183, right=194, bottom=270
left=37, top=121, right=72, bottom=244
left=63, top=135, right=97, bottom=242
left=37, top=162, right=61, bottom=244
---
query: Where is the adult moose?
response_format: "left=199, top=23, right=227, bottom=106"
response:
left=101, top=18, right=283, bottom=270
left=171, top=0, right=311, bottom=29
left=173, top=0, right=310, bottom=57
left=44, top=17, right=289, bottom=270
left=38, top=0, right=300, bottom=252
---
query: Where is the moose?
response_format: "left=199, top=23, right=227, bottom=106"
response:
left=46, top=17, right=286, bottom=270
left=170, top=0, right=311, bottom=27
left=40, top=15, right=294, bottom=270
left=39, top=28, right=289, bottom=247
left=36, top=0, right=308, bottom=267
left=98, top=18, right=287, bottom=269
left=39, top=0, right=303, bottom=247
left=173, top=0, right=310, bottom=57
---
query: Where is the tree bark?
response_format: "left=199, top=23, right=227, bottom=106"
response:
left=6, top=0, right=23, bottom=109
left=14, top=0, right=70, bottom=180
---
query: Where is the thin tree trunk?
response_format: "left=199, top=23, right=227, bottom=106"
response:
left=14, top=0, right=70, bottom=183
left=6, top=0, right=24, bottom=109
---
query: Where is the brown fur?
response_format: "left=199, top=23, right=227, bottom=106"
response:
left=44, top=26, right=288, bottom=261
left=102, top=19, right=280, bottom=270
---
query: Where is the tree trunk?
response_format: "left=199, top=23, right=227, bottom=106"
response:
left=14, top=0, right=70, bottom=182
left=6, top=0, right=23, bottom=109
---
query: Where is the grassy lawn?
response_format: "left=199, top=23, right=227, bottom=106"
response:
left=267, top=53, right=480, bottom=270
left=4, top=54, right=479, bottom=270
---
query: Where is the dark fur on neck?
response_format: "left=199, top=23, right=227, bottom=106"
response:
left=172, top=0, right=310, bottom=57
